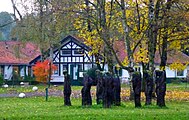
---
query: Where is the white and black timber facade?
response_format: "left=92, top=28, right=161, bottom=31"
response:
left=51, top=35, right=95, bottom=85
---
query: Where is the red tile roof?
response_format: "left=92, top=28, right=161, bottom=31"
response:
left=154, top=50, right=189, bottom=64
left=0, top=41, right=41, bottom=65
left=115, top=40, right=189, bottom=64
left=114, top=40, right=127, bottom=62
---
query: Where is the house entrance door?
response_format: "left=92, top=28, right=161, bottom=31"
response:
left=68, top=64, right=83, bottom=85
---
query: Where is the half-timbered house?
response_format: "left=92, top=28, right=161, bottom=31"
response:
left=51, top=35, right=96, bottom=85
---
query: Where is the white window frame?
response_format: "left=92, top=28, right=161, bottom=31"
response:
left=176, top=70, right=184, bottom=77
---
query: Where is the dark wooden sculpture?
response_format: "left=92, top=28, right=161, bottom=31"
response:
left=132, top=72, right=142, bottom=107
left=112, top=75, right=121, bottom=106
left=81, top=74, right=93, bottom=107
left=102, top=72, right=114, bottom=108
left=155, top=70, right=166, bottom=107
left=143, top=71, right=154, bottom=105
left=63, top=70, right=71, bottom=106
left=96, top=70, right=104, bottom=104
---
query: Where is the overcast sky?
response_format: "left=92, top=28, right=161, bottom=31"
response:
left=0, top=0, right=14, bottom=13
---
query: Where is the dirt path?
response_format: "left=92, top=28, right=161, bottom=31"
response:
left=0, top=90, right=96, bottom=98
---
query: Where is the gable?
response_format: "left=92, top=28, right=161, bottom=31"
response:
left=54, top=35, right=90, bottom=53
left=53, top=35, right=94, bottom=63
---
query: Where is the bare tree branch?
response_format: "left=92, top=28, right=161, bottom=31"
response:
left=0, top=19, right=17, bottom=28
left=11, top=0, right=23, bottom=20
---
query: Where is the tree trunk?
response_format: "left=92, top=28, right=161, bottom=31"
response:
left=160, top=0, right=172, bottom=70
left=148, top=0, right=157, bottom=72
left=119, top=0, right=135, bottom=100
left=147, top=0, right=161, bottom=101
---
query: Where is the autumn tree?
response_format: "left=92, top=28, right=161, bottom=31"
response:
left=156, top=0, right=189, bottom=77
left=32, top=60, right=57, bottom=83
left=74, top=0, right=141, bottom=74
left=74, top=0, right=117, bottom=73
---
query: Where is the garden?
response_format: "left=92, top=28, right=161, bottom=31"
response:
left=0, top=83, right=188, bottom=120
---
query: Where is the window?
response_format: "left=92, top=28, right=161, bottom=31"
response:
left=62, top=57, right=67, bottom=62
left=78, top=64, right=83, bottom=71
left=73, top=49, right=83, bottom=56
left=13, top=66, right=19, bottom=74
left=84, top=64, right=92, bottom=71
left=19, top=66, right=25, bottom=77
left=63, top=65, right=68, bottom=71
left=54, top=65, right=59, bottom=75
left=134, top=66, right=141, bottom=72
left=177, top=70, right=184, bottom=76
left=61, top=50, right=71, bottom=56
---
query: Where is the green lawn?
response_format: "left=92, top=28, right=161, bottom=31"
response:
left=0, top=97, right=188, bottom=120
left=167, top=83, right=189, bottom=91
left=0, top=83, right=189, bottom=120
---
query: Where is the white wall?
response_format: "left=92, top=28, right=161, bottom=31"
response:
left=121, top=65, right=189, bottom=79
left=121, top=69, right=130, bottom=83
left=84, top=64, right=92, bottom=71
left=20, top=66, right=29, bottom=77
left=20, top=67, right=25, bottom=77
left=163, top=66, right=188, bottom=78
left=26, top=66, right=28, bottom=76
left=4, top=65, right=13, bottom=80
left=122, top=69, right=129, bottom=78
left=160, top=66, right=176, bottom=78
left=51, top=75, right=64, bottom=82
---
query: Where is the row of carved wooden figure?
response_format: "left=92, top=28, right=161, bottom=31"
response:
left=62, top=70, right=166, bottom=108
left=132, top=70, right=166, bottom=107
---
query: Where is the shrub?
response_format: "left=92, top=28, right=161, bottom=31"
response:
left=0, top=74, right=4, bottom=85
left=85, top=67, right=98, bottom=85
left=24, top=76, right=35, bottom=85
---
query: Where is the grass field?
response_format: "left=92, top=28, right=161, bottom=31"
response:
left=0, top=83, right=189, bottom=120
left=0, top=97, right=189, bottom=120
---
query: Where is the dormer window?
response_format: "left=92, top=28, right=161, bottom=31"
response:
left=5, top=45, right=8, bottom=49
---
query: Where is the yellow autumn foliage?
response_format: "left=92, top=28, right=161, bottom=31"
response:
left=134, top=48, right=149, bottom=63
left=169, top=62, right=189, bottom=71
left=122, top=57, right=129, bottom=66
left=120, top=89, right=189, bottom=101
